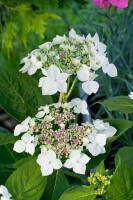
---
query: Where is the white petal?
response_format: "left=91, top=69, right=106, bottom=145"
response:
left=70, top=150, right=81, bottom=160
left=95, top=134, right=106, bottom=146
left=41, top=79, right=57, bottom=95
left=47, top=65, right=60, bottom=80
left=93, top=119, right=105, bottom=130
left=21, top=133, right=33, bottom=143
left=25, top=143, right=35, bottom=155
left=80, top=108, right=89, bottom=115
left=71, top=98, right=81, bottom=106
left=58, top=73, right=69, bottom=82
left=97, top=42, right=107, bottom=53
left=73, top=163, right=86, bottom=174
left=52, top=159, right=62, bottom=169
left=104, top=64, right=117, bottom=77
left=39, top=77, right=46, bottom=87
left=64, top=159, right=75, bottom=169
left=13, top=140, right=25, bottom=153
left=69, top=29, right=77, bottom=38
left=79, top=154, right=91, bottom=164
left=46, top=149, right=56, bottom=160
left=57, top=82, right=67, bottom=93
left=41, top=68, right=48, bottom=76
left=35, top=111, right=45, bottom=118
left=77, top=67, right=90, bottom=82
left=41, top=164, right=53, bottom=176
left=37, top=154, right=47, bottom=166
left=82, top=81, right=99, bottom=95
left=28, top=67, right=37, bottom=75
left=14, top=124, right=23, bottom=136
left=87, top=143, right=102, bottom=156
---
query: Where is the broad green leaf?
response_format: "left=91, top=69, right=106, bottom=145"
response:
left=0, top=132, right=16, bottom=145
left=115, top=147, right=133, bottom=167
left=100, top=96, right=133, bottom=114
left=59, top=185, right=97, bottom=200
left=6, top=159, right=47, bottom=200
left=43, top=170, right=69, bottom=200
left=0, top=67, right=53, bottom=121
left=96, top=160, right=105, bottom=175
left=104, top=119, right=133, bottom=143
left=106, top=164, right=133, bottom=200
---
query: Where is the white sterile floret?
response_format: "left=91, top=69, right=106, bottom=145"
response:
left=35, top=105, right=49, bottom=118
left=13, top=133, right=36, bottom=155
left=86, top=134, right=106, bottom=156
left=93, top=119, right=117, bottom=138
left=53, top=35, right=67, bottom=45
left=20, top=54, right=42, bottom=75
left=69, top=29, right=85, bottom=43
left=39, top=65, right=69, bottom=95
left=0, top=185, right=12, bottom=200
left=71, top=98, right=89, bottom=115
left=128, top=92, right=133, bottom=99
left=93, top=33, right=107, bottom=54
left=37, top=149, right=62, bottom=176
left=39, top=42, right=52, bottom=50
left=77, top=66, right=99, bottom=95
left=61, top=102, right=72, bottom=109
left=14, top=117, right=35, bottom=136
left=102, top=58, right=117, bottom=77
left=64, top=150, right=91, bottom=174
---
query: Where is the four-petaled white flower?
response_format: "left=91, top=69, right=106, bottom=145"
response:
left=71, top=98, right=89, bottom=115
left=86, top=134, right=106, bottom=156
left=102, top=58, right=117, bottom=77
left=39, top=65, right=69, bottom=95
left=93, top=119, right=117, bottom=138
left=14, top=117, right=35, bottom=136
left=13, top=133, right=36, bottom=155
left=77, top=66, right=99, bottom=95
left=128, top=92, right=133, bottom=99
left=64, top=150, right=91, bottom=174
left=35, top=105, right=49, bottom=118
left=37, top=149, right=62, bottom=176
left=0, top=185, right=12, bottom=200
left=20, top=54, right=42, bottom=75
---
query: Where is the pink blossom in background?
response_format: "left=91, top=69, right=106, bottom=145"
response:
left=93, top=0, right=128, bottom=8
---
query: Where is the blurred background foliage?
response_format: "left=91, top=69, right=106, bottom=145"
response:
left=0, top=0, right=133, bottom=150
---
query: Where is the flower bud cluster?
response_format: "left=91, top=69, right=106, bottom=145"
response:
left=88, top=172, right=112, bottom=195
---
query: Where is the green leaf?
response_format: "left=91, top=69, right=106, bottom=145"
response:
left=100, top=96, right=133, bottom=114
left=6, top=159, right=47, bottom=200
left=0, top=67, right=53, bottom=121
left=43, top=170, right=69, bottom=200
left=106, top=164, right=133, bottom=200
left=59, top=185, right=97, bottom=200
left=96, top=160, right=105, bottom=175
left=115, top=147, right=133, bottom=167
left=0, top=132, right=16, bottom=145
left=104, top=119, right=133, bottom=143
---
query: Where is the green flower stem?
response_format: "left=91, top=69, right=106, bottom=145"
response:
left=65, top=76, right=78, bottom=101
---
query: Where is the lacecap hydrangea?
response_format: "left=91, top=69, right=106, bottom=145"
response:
left=13, top=99, right=117, bottom=176
left=20, top=29, right=117, bottom=96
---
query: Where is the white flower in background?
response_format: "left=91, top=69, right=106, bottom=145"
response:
left=71, top=98, right=89, bottom=115
left=102, top=58, right=117, bottom=77
left=0, top=185, right=12, bottom=200
left=53, top=35, right=67, bottom=45
left=128, top=92, right=133, bottom=99
left=39, top=65, right=69, bottom=95
left=86, top=134, right=106, bottom=156
left=14, top=117, right=35, bottom=136
left=77, top=66, right=99, bottom=95
left=39, top=42, right=52, bottom=50
left=20, top=54, right=42, bottom=75
left=13, top=133, right=36, bottom=155
left=93, top=119, right=117, bottom=138
left=64, top=150, right=91, bottom=174
left=35, top=105, right=49, bottom=118
left=37, top=149, right=62, bottom=176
